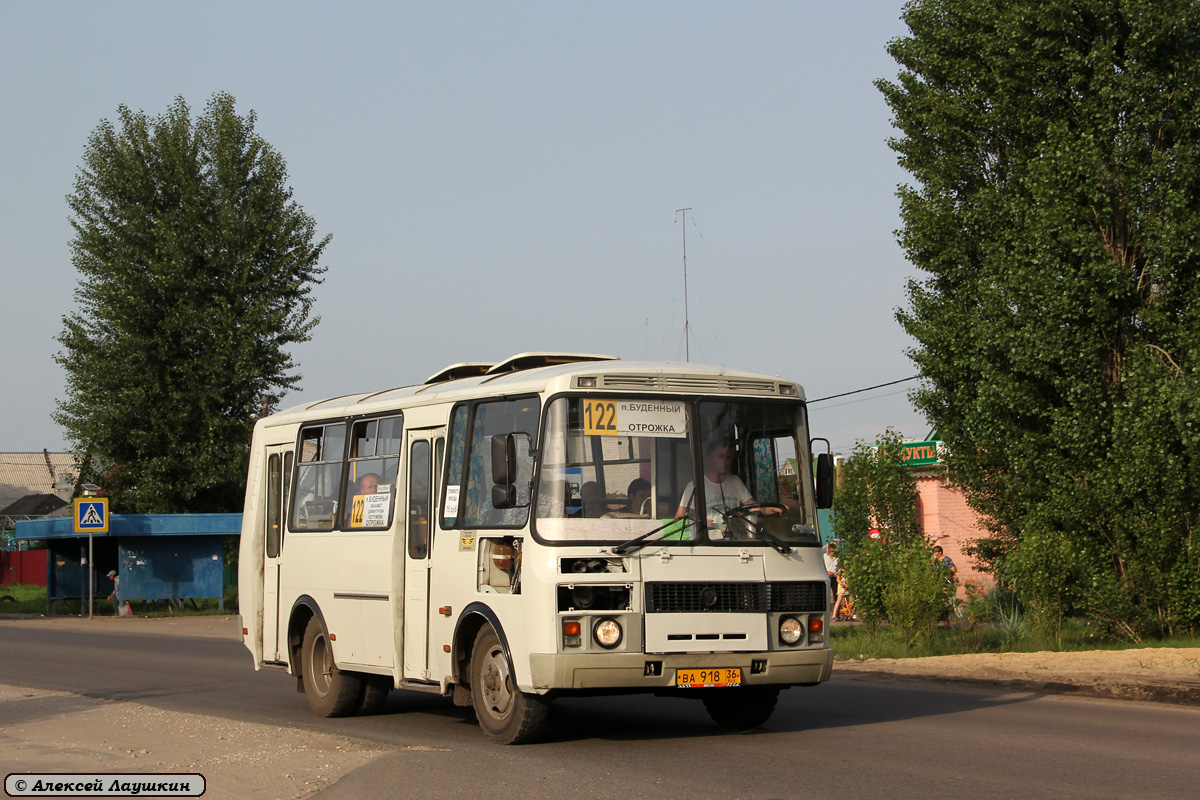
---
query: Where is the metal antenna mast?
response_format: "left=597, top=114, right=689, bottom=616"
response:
left=677, top=207, right=692, bottom=361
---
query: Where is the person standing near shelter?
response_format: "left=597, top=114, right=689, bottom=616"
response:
left=106, top=569, right=129, bottom=615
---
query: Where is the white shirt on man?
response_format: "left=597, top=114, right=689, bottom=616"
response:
left=678, top=473, right=754, bottom=535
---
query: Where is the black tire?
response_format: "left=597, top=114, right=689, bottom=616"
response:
left=470, top=626, right=548, bottom=744
left=357, top=674, right=392, bottom=716
left=702, top=686, right=781, bottom=730
left=300, top=617, right=363, bottom=717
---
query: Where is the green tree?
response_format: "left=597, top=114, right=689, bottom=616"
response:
left=880, top=0, right=1200, bottom=638
left=55, top=93, right=329, bottom=514
left=832, top=429, right=947, bottom=644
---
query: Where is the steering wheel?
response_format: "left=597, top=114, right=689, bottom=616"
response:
left=722, top=502, right=787, bottom=520
left=721, top=502, right=787, bottom=540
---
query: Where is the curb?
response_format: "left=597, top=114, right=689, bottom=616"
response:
left=837, top=666, right=1200, bottom=706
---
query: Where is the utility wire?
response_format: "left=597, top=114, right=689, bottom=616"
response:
left=808, top=375, right=921, bottom=404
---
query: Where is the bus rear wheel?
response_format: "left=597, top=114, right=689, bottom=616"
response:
left=702, top=686, right=780, bottom=729
left=470, top=626, right=548, bottom=744
left=301, top=617, right=363, bottom=717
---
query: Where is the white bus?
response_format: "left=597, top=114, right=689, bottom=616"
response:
left=238, top=353, right=835, bottom=743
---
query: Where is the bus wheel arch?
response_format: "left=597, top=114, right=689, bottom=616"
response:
left=468, top=625, right=548, bottom=744
left=451, top=603, right=508, bottom=687
left=286, top=596, right=323, bottom=676
left=299, top=615, right=363, bottom=717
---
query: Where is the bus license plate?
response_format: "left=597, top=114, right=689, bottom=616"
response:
left=675, top=667, right=742, bottom=688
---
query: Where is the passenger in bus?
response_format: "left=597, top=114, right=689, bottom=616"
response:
left=622, top=478, right=651, bottom=516
left=580, top=481, right=606, bottom=517
left=344, top=473, right=382, bottom=525
left=674, top=442, right=773, bottom=534
left=354, top=473, right=381, bottom=496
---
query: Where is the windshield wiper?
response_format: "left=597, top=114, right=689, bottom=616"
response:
left=611, top=518, right=693, bottom=555
left=747, top=520, right=793, bottom=554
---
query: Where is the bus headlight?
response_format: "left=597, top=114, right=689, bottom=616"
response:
left=779, top=616, right=804, bottom=646
left=593, top=617, right=623, bottom=649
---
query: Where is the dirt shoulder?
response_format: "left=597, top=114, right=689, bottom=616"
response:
left=0, top=615, right=383, bottom=800
left=836, top=646, right=1200, bottom=704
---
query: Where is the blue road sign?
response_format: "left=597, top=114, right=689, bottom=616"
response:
left=74, top=498, right=109, bottom=533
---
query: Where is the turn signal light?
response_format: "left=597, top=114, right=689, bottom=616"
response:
left=808, top=616, right=824, bottom=644
left=563, top=619, right=582, bottom=648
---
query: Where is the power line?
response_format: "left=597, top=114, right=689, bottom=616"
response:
left=808, top=375, right=921, bottom=404
left=815, top=389, right=911, bottom=410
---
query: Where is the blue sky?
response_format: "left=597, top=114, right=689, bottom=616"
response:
left=1, top=1, right=928, bottom=456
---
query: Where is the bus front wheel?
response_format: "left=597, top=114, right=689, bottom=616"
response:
left=702, top=686, right=780, bottom=729
left=469, top=626, right=548, bottom=744
left=301, top=617, right=363, bottom=717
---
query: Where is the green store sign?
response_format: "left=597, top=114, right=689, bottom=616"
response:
left=899, top=440, right=942, bottom=466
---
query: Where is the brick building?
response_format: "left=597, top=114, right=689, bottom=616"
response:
left=902, top=437, right=990, bottom=598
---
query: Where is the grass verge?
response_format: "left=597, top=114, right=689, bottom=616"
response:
left=0, top=584, right=237, bottom=618
left=831, top=619, right=1200, bottom=661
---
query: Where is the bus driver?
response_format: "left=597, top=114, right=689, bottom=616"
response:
left=675, top=442, right=761, bottom=536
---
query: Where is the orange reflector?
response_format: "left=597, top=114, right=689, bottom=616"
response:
left=329, top=633, right=336, bottom=641
left=808, top=618, right=823, bottom=634
left=563, top=621, right=582, bottom=636
left=242, top=628, right=248, bottom=636
left=444, top=644, right=451, bottom=653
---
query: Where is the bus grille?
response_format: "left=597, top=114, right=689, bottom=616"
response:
left=768, top=581, right=827, bottom=612
left=645, top=581, right=826, bottom=613
left=646, top=582, right=765, bottom=612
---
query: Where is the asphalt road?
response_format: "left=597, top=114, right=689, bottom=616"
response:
left=2, top=622, right=1198, bottom=799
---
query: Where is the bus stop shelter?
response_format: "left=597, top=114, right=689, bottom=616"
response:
left=14, top=513, right=241, bottom=614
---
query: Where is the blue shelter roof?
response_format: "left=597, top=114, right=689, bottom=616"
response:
left=14, top=513, right=242, bottom=540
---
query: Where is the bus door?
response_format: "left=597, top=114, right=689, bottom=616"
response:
left=402, top=428, right=444, bottom=680
left=263, top=445, right=293, bottom=662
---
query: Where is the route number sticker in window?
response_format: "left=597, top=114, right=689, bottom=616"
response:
left=583, top=399, right=687, bottom=438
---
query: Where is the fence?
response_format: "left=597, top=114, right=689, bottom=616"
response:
left=1, top=550, right=47, bottom=586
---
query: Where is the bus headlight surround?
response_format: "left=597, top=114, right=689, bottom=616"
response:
left=779, top=616, right=804, bottom=646
left=593, top=617, right=623, bottom=649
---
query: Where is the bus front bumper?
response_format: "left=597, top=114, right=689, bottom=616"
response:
left=528, top=648, right=833, bottom=691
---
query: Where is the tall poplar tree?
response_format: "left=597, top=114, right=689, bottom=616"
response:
left=880, top=0, right=1200, bottom=637
left=56, top=93, right=329, bottom=513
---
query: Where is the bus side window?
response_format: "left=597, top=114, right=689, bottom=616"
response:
left=463, top=397, right=540, bottom=528
left=266, top=454, right=282, bottom=558
left=343, top=414, right=403, bottom=530
left=281, top=451, right=293, bottom=546
left=408, top=440, right=431, bottom=558
left=441, top=405, right=469, bottom=529
left=291, top=423, right=346, bottom=531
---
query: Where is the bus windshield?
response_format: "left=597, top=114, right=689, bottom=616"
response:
left=533, top=396, right=820, bottom=546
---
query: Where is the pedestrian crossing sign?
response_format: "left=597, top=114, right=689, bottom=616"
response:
left=74, top=497, right=109, bottom=533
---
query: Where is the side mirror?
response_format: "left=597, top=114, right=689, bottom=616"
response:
left=491, top=433, right=532, bottom=510
left=491, top=434, right=516, bottom=485
left=815, top=452, right=834, bottom=509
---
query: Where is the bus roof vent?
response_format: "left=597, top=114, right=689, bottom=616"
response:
left=486, top=352, right=618, bottom=375
left=592, top=374, right=781, bottom=396
left=425, top=362, right=495, bottom=384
